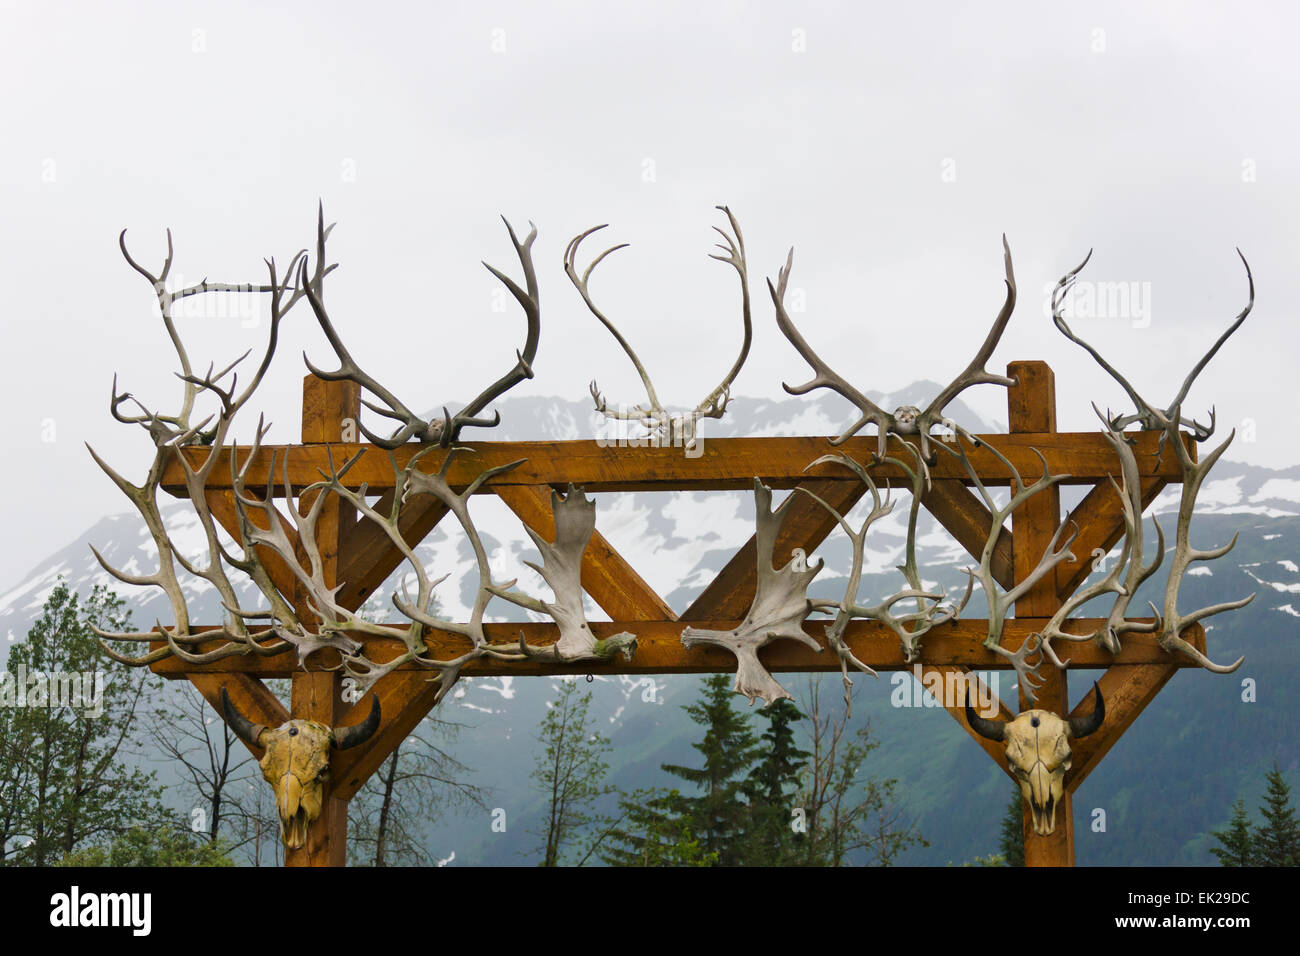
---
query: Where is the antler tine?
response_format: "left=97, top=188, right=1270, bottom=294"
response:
left=1166, top=249, right=1254, bottom=440
left=769, top=248, right=891, bottom=453
left=299, top=256, right=432, bottom=448
left=449, top=216, right=542, bottom=445
left=1052, top=249, right=1158, bottom=430
left=565, top=222, right=664, bottom=422
left=689, top=206, right=754, bottom=425
left=918, top=235, right=1019, bottom=455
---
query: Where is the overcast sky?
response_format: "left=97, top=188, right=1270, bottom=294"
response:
left=1, top=1, right=1296, bottom=588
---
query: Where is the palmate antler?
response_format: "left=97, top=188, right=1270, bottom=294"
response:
left=681, top=479, right=824, bottom=707
left=771, top=236, right=1017, bottom=465
left=566, top=205, right=753, bottom=447
left=303, top=208, right=540, bottom=448
left=1052, top=253, right=1255, bottom=673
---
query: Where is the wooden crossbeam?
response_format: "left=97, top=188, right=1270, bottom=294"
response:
left=163, top=431, right=1189, bottom=496
left=149, top=619, right=1205, bottom=677
left=1065, top=662, right=1183, bottom=792
left=683, top=478, right=866, bottom=621
left=495, top=484, right=676, bottom=621
left=921, top=479, right=1014, bottom=589
left=1055, top=477, right=1168, bottom=600
left=335, top=492, right=449, bottom=613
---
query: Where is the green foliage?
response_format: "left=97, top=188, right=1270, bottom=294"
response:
left=1209, top=798, right=1255, bottom=867
left=0, top=579, right=169, bottom=865
left=658, top=675, right=759, bottom=865
left=530, top=680, right=614, bottom=866
left=999, top=791, right=1025, bottom=867
left=741, top=699, right=810, bottom=865
left=56, top=826, right=236, bottom=867
left=599, top=788, right=717, bottom=866
left=1253, top=763, right=1300, bottom=867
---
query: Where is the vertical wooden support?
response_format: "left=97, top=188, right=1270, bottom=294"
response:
left=285, top=374, right=360, bottom=867
left=1006, top=361, right=1074, bottom=867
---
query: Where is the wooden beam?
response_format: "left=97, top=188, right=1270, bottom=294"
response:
left=284, top=374, right=359, bottom=868
left=922, top=479, right=1014, bottom=588
left=1007, top=360, right=1073, bottom=867
left=164, top=431, right=1190, bottom=496
left=329, top=673, right=443, bottom=801
left=1055, top=477, right=1167, bottom=601
left=335, top=492, right=450, bottom=613
left=928, top=665, right=1019, bottom=769
left=495, top=484, right=676, bottom=621
left=149, top=619, right=1204, bottom=677
left=1065, top=662, right=1183, bottom=793
left=185, top=673, right=287, bottom=761
left=682, top=478, right=866, bottom=621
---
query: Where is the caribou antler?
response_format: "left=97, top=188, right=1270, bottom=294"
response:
left=797, top=445, right=972, bottom=707
left=771, top=236, right=1017, bottom=464
left=567, top=205, right=752, bottom=447
left=1052, top=248, right=1253, bottom=443
left=935, top=435, right=1076, bottom=701
left=303, top=209, right=540, bottom=448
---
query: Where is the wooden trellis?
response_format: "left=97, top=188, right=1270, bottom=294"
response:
left=150, top=360, right=1205, bottom=867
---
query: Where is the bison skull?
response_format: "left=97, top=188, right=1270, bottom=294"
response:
left=965, top=682, right=1105, bottom=836
left=221, top=689, right=380, bottom=849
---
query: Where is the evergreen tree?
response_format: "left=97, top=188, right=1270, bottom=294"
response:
left=1253, top=763, right=1300, bottom=867
left=742, top=699, right=811, bottom=865
left=0, top=579, right=168, bottom=865
left=56, top=827, right=236, bottom=867
left=599, top=788, right=717, bottom=866
left=529, top=680, right=614, bottom=866
left=659, top=675, right=759, bottom=865
left=1210, top=799, right=1255, bottom=867
left=999, top=792, right=1025, bottom=867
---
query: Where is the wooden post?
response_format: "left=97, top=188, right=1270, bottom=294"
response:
left=1006, top=361, right=1074, bottom=867
left=285, top=374, right=360, bottom=867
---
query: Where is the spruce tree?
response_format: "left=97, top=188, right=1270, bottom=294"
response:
left=1253, top=763, right=1300, bottom=867
left=742, top=699, right=811, bottom=865
left=659, top=675, right=759, bottom=865
left=999, top=792, right=1025, bottom=867
left=599, top=788, right=716, bottom=866
left=1210, top=798, right=1255, bottom=867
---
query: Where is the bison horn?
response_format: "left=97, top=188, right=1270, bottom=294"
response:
left=965, top=689, right=1006, bottom=741
left=332, top=696, right=382, bottom=751
left=221, top=688, right=267, bottom=748
left=1068, top=682, right=1106, bottom=738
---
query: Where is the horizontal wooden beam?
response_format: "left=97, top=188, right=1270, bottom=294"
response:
left=163, top=432, right=1189, bottom=496
left=148, top=619, right=1205, bottom=678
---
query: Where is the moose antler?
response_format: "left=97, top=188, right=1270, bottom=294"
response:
left=486, top=487, right=638, bottom=662
left=303, top=209, right=540, bottom=448
left=681, top=479, right=824, bottom=707
left=566, top=205, right=752, bottom=447
left=1052, top=248, right=1253, bottom=444
left=771, top=236, right=1017, bottom=464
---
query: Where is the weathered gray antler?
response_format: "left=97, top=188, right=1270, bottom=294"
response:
left=772, top=236, right=1017, bottom=463
left=89, top=219, right=333, bottom=666
left=797, top=446, right=972, bottom=706
left=304, top=209, right=540, bottom=448
left=567, top=205, right=752, bottom=446
left=1052, top=249, right=1253, bottom=443
left=681, top=479, right=824, bottom=706
left=935, top=435, right=1076, bottom=701
left=487, top=487, right=637, bottom=662
left=1052, top=253, right=1256, bottom=673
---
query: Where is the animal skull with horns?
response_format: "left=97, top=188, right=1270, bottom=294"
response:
left=965, top=683, right=1105, bottom=836
left=222, top=689, right=381, bottom=849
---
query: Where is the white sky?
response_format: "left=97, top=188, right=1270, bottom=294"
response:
left=2, top=1, right=1297, bottom=588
